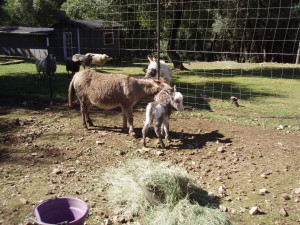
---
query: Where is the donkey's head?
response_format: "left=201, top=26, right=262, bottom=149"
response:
left=145, top=55, right=158, bottom=79
left=169, top=86, right=184, bottom=111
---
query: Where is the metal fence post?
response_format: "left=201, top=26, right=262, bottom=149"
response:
left=157, top=0, right=160, bottom=79
left=46, top=37, right=53, bottom=105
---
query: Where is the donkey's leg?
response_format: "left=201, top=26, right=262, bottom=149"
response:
left=163, top=117, right=170, bottom=140
left=121, top=106, right=128, bottom=132
left=85, top=102, right=94, bottom=127
left=127, top=109, right=135, bottom=135
left=80, top=102, right=88, bottom=129
left=154, top=119, right=165, bottom=148
left=122, top=106, right=135, bottom=135
left=142, top=122, right=151, bottom=147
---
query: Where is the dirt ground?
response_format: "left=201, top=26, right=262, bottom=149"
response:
left=0, top=103, right=299, bottom=225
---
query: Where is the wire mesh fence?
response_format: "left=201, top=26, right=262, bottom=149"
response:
left=0, top=0, right=299, bottom=125
left=91, top=0, right=300, bottom=108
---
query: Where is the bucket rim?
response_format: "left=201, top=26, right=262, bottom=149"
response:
left=33, top=196, right=89, bottom=224
left=34, top=196, right=88, bottom=209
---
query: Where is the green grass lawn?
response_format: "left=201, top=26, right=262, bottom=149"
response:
left=0, top=57, right=299, bottom=131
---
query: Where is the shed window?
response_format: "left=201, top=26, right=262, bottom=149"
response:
left=104, top=32, right=114, bottom=45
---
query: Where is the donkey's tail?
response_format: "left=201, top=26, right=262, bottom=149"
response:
left=68, top=77, right=75, bottom=108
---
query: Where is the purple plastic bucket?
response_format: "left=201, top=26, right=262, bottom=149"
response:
left=34, top=197, right=88, bottom=225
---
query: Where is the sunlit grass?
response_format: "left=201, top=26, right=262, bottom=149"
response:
left=0, top=57, right=299, bottom=131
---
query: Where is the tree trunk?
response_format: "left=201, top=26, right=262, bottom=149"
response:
left=296, top=42, right=300, bottom=64
left=263, top=47, right=267, bottom=62
left=166, top=2, right=188, bottom=70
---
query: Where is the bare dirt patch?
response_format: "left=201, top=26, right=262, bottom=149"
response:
left=0, top=103, right=299, bottom=225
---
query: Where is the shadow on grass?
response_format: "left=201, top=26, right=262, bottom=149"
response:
left=133, top=127, right=231, bottom=150
left=0, top=60, right=295, bottom=113
left=173, top=80, right=281, bottom=108
left=188, top=184, right=221, bottom=208
left=175, top=65, right=300, bottom=79
left=0, top=72, right=70, bottom=106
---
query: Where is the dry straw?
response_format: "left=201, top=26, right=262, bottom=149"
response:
left=102, top=159, right=231, bottom=225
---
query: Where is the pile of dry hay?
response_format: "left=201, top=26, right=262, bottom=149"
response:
left=101, top=159, right=231, bottom=225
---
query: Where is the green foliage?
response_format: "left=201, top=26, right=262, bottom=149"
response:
left=0, top=0, right=66, bottom=26
left=1, top=0, right=298, bottom=63
left=292, top=3, right=300, bottom=16
left=61, top=0, right=113, bottom=20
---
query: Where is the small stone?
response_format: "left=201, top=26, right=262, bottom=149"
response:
left=258, top=188, right=268, bottom=195
left=279, top=208, right=288, bottom=217
left=218, top=186, right=227, bottom=197
left=215, top=176, right=222, bottom=181
left=19, top=198, right=29, bottom=204
left=156, top=151, right=165, bottom=156
left=104, top=218, right=112, bottom=225
left=31, top=152, right=38, bottom=156
left=240, top=208, right=247, bottom=213
left=116, top=151, right=126, bottom=156
left=217, top=146, right=225, bottom=153
left=208, top=192, right=215, bottom=197
left=249, top=206, right=262, bottom=215
left=294, top=188, right=300, bottom=195
left=260, top=173, right=268, bottom=178
left=117, top=217, right=127, bottom=223
left=225, top=196, right=232, bottom=201
left=96, top=140, right=105, bottom=145
left=52, top=168, right=62, bottom=174
left=281, top=193, right=291, bottom=200
left=219, top=205, right=228, bottom=212
left=137, top=147, right=150, bottom=154
left=277, top=125, right=285, bottom=130
left=186, top=166, right=193, bottom=171
left=66, top=170, right=76, bottom=174
left=230, top=209, right=237, bottom=214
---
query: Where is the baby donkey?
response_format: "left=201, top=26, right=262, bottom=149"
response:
left=142, top=86, right=184, bottom=148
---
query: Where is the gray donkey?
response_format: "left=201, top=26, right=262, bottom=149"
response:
left=142, top=86, right=184, bottom=148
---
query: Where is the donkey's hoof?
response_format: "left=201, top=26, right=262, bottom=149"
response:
left=129, top=131, right=136, bottom=138
left=156, top=141, right=165, bottom=148
left=88, top=122, right=95, bottom=127
left=122, top=127, right=128, bottom=133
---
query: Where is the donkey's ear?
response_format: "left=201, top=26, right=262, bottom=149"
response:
left=151, top=78, right=161, bottom=83
left=147, top=55, right=153, bottom=62
left=173, top=85, right=177, bottom=92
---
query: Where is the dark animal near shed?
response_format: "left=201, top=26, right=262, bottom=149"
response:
left=66, top=60, right=81, bottom=78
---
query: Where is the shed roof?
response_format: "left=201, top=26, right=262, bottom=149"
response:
left=62, top=19, right=123, bottom=29
left=0, top=26, right=54, bottom=35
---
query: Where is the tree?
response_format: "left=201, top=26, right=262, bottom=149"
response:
left=61, top=0, right=113, bottom=21
left=166, top=1, right=187, bottom=70
left=0, top=0, right=66, bottom=27
left=62, top=0, right=191, bottom=69
left=61, top=0, right=300, bottom=64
